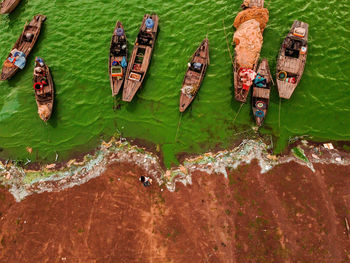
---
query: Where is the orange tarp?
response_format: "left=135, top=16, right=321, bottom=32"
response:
left=233, top=7, right=269, bottom=31
left=233, top=19, right=263, bottom=68
left=233, top=5, right=269, bottom=69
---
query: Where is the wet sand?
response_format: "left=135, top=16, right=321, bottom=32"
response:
left=1, top=159, right=350, bottom=262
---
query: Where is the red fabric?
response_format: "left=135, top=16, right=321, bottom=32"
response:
left=242, top=84, right=250, bottom=91
left=239, top=68, right=256, bottom=90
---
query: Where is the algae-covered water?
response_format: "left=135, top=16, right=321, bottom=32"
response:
left=0, top=0, right=349, bottom=167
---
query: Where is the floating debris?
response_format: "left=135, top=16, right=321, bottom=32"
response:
left=323, top=143, right=334, bottom=150
left=0, top=138, right=350, bottom=202
left=26, top=147, right=33, bottom=154
left=292, top=147, right=309, bottom=163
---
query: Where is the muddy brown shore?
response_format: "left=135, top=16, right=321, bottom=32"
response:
left=0, top=159, right=350, bottom=262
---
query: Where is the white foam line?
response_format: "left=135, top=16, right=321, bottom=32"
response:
left=0, top=139, right=349, bottom=202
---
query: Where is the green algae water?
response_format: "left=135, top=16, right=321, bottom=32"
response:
left=0, top=0, right=349, bottom=167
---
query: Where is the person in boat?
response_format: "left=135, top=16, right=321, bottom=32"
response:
left=33, top=58, right=48, bottom=96
left=34, top=66, right=45, bottom=77
left=5, top=49, right=27, bottom=69
left=239, top=68, right=256, bottom=97
left=284, top=37, right=305, bottom=58
left=189, top=62, right=202, bottom=73
left=23, top=32, right=34, bottom=42
left=137, top=18, right=154, bottom=46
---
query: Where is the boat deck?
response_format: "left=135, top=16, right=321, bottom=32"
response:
left=248, top=0, right=264, bottom=8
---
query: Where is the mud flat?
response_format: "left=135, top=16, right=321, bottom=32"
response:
left=1, top=139, right=350, bottom=261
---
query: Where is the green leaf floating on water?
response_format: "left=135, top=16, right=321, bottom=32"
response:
left=292, top=147, right=309, bottom=163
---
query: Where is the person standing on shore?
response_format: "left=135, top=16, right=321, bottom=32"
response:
left=139, top=176, right=152, bottom=187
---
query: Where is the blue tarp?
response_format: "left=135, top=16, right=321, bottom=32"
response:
left=8, top=51, right=26, bottom=69
left=121, top=57, right=127, bottom=68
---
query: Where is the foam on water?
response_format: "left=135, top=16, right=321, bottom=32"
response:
left=1, top=137, right=349, bottom=202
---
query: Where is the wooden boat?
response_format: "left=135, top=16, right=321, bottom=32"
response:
left=0, top=14, right=46, bottom=81
left=276, top=20, right=309, bottom=99
left=122, top=14, right=159, bottom=102
left=33, top=57, right=54, bottom=122
left=179, top=38, right=209, bottom=112
left=0, top=0, right=21, bottom=14
left=109, top=21, right=128, bottom=96
left=234, top=0, right=264, bottom=103
left=251, top=58, right=272, bottom=126
left=242, top=0, right=264, bottom=8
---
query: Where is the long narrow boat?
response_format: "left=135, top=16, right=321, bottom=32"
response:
left=33, top=57, right=54, bottom=122
left=179, top=38, right=209, bottom=112
left=276, top=20, right=308, bottom=99
left=1, top=14, right=46, bottom=81
left=0, top=0, right=21, bottom=14
left=233, top=0, right=265, bottom=103
left=251, top=58, right=272, bottom=126
left=122, top=14, right=159, bottom=102
left=109, top=21, right=128, bottom=96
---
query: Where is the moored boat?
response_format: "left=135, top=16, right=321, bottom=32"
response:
left=0, top=14, right=46, bottom=81
left=179, top=38, right=209, bottom=112
left=0, top=0, right=21, bottom=14
left=233, top=0, right=268, bottom=103
left=33, top=57, right=54, bottom=122
left=276, top=20, right=309, bottom=99
left=251, top=58, right=272, bottom=126
left=109, top=21, right=128, bottom=96
left=122, top=14, right=159, bottom=102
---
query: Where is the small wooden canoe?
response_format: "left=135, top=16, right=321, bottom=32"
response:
left=33, top=57, right=54, bottom=122
left=0, top=14, right=46, bottom=81
left=179, top=38, right=209, bottom=112
left=251, top=58, right=272, bottom=126
left=109, top=21, right=128, bottom=96
left=276, top=20, right=308, bottom=99
left=0, top=0, right=21, bottom=14
left=233, top=0, right=264, bottom=103
left=122, top=14, right=159, bottom=102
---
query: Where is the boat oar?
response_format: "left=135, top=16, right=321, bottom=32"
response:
left=222, top=19, right=234, bottom=67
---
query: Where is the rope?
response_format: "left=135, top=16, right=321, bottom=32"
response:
left=174, top=112, right=183, bottom=143
left=232, top=103, right=244, bottom=126
left=222, top=19, right=234, bottom=67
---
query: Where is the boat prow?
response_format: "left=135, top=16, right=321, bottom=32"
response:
left=276, top=20, right=309, bottom=99
left=122, top=80, right=141, bottom=102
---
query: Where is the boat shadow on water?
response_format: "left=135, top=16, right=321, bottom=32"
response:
left=5, top=0, right=25, bottom=22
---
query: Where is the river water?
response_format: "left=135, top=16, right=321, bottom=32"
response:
left=0, top=0, right=349, bottom=167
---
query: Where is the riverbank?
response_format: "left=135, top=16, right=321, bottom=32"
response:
left=1, top=152, right=350, bottom=262
left=1, top=136, right=350, bottom=202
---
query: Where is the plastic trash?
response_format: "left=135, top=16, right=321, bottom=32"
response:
left=323, top=143, right=334, bottom=150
